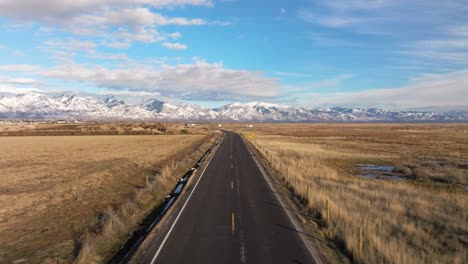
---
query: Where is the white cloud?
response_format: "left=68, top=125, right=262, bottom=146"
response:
left=299, top=70, right=468, bottom=109
left=40, top=38, right=108, bottom=63
left=0, top=2, right=220, bottom=49
left=0, top=75, right=44, bottom=94
left=415, top=39, right=468, bottom=49
left=400, top=24, right=468, bottom=65
left=86, top=8, right=206, bottom=28
left=169, top=32, right=182, bottom=39
left=0, top=84, right=43, bottom=94
left=1, top=61, right=466, bottom=109
left=111, top=27, right=164, bottom=45
left=299, top=1, right=468, bottom=68
left=0, top=76, right=43, bottom=86
left=0, top=1, right=213, bottom=22
left=106, top=41, right=131, bottom=49
left=448, top=25, right=468, bottom=36
left=299, top=10, right=367, bottom=28
left=298, top=0, right=468, bottom=34
left=153, top=62, right=279, bottom=100
left=0, top=61, right=280, bottom=101
left=398, top=50, right=468, bottom=65
left=43, top=38, right=96, bottom=52
left=37, top=26, right=55, bottom=34
left=50, top=8, right=205, bottom=48
left=96, top=90, right=161, bottom=97
left=162, top=42, right=188, bottom=50
left=0, top=64, right=41, bottom=72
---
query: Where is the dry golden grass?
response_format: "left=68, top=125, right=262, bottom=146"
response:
left=0, top=122, right=218, bottom=136
left=236, top=124, right=468, bottom=264
left=0, top=133, right=217, bottom=263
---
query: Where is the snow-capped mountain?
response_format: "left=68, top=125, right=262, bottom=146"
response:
left=214, top=102, right=467, bottom=121
left=141, top=99, right=218, bottom=120
left=214, top=101, right=292, bottom=121
left=0, top=92, right=466, bottom=122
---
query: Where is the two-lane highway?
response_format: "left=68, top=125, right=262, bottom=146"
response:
left=141, top=132, right=316, bottom=264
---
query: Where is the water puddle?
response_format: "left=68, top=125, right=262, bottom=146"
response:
left=355, top=164, right=406, bottom=181
left=163, top=197, right=176, bottom=214
left=173, top=182, right=184, bottom=195
left=357, top=164, right=394, bottom=172
left=361, top=173, right=405, bottom=181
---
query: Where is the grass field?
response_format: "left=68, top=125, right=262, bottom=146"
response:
left=236, top=124, right=468, bottom=264
left=0, top=122, right=214, bottom=136
left=0, top=130, right=217, bottom=263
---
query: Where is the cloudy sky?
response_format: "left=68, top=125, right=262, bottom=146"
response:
left=0, top=0, right=467, bottom=109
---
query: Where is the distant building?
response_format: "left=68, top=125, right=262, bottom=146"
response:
left=247, top=124, right=254, bottom=128
left=218, top=124, right=222, bottom=127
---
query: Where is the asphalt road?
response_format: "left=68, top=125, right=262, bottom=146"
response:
left=141, top=132, right=316, bottom=264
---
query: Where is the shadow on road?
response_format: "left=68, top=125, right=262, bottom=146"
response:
left=264, top=188, right=289, bottom=197
left=292, top=260, right=306, bottom=264
left=264, top=200, right=297, bottom=212
left=275, top=223, right=325, bottom=243
left=264, top=180, right=284, bottom=186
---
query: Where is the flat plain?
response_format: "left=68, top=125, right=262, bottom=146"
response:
left=0, top=123, right=217, bottom=263
left=234, top=123, right=468, bottom=264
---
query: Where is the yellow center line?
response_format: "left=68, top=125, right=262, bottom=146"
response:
left=231, top=180, right=233, bottom=190
left=232, top=212, right=235, bottom=235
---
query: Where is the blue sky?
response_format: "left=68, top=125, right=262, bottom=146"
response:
left=0, top=0, right=467, bottom=109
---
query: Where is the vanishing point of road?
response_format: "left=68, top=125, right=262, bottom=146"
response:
left=138, top=132, right=318, bottom=264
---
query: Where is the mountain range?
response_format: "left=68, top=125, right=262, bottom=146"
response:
left=0, top=92, right=466, bottom=122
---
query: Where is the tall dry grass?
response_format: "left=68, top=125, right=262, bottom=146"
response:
left=249, top=135, right=467, bottom=264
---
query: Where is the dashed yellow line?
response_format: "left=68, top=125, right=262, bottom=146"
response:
left=232, top=212, right=235, bottom=235
left=231, top=180, right=234, bottom=190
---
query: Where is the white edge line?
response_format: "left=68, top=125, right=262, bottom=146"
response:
left=150, top=136, right=222, bottom=264
left=243, top=136, right=323, bottom=264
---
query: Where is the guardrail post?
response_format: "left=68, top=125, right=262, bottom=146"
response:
left=326, top=199, right=330, bottom=236
left=358, top=226, right=363, bottom=258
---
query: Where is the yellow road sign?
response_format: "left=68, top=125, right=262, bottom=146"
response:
left=249, top=133, right=255, bottom=139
